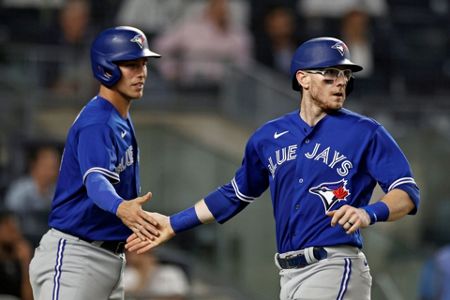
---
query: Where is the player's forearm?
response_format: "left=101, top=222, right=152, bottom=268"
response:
left=381, top=188, right=416, bottom=221
left=169, top=199, right=215, bottom=234
left=85, top=172, right=123, bottom=214
left=170, top=188, right=250, bottom=234
left=195, top=199, right=216, bottom=224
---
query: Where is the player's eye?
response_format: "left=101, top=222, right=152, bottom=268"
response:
left=323, top=68, right=352, bottom=80
left=323, top=69, right=339, bottom=78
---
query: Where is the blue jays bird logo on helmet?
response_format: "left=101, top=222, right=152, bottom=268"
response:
left=331, top=42, right=346, bottom=56
left=309, top=179, right=350, bottom=212
left=130, top=34, right=145, bottom=49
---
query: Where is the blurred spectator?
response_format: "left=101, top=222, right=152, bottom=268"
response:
left=0, top=211, right=33, bottom=300
left=116, top=0, right=249, bottom=42
left=419, top=245, right=450, bottom=300
left=4, top=143, right=60, bottom=247
left=340, top=9, right=373, bottom=78
left=124, top=250, right=190, bottom=300
left=338, top=8, right=392, bottom=93
left=297, top=0, right=388, bottom=45
left=116, top=0, right=186, bottom=38
left=254, top=5, right=299, bottom=76
left=154, top=0, right=252, bottom=91
left=40, top=0, right=96, bottom=96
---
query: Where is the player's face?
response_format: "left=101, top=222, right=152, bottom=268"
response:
left=115, top=58, right=148, bottom=100
left=303, top=67, right=350, bottom=111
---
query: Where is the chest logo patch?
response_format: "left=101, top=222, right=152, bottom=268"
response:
left=309, top=179, right=350, bottom=212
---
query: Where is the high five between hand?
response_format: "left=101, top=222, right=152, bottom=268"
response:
left=125, top=212, right=175, bottom=254
left=116, top=192, right=160, bottom=241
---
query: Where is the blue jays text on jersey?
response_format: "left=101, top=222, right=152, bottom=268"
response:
left=205, top=109, right=419, bottom=253
left=48, top=96, right=141, bottom=241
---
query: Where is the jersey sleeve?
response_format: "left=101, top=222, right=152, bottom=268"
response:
left=85, top=172, right=123, bottom=214
left=223, top=135, right=270, bottom=201
left=204, top=135, right=269, bottom=223
left=77, top=124, right=120, bottom=184
left=366, top=126, right=420, bottom=213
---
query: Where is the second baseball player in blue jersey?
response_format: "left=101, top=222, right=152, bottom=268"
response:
left=49, top=95, right=141, bottom=241
left=126, top=37, right=420, bottom=300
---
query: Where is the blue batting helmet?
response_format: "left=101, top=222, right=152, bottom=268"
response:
left=91, top=26, right=161, bottom=87
left=290, top=37, right=363, bottom=91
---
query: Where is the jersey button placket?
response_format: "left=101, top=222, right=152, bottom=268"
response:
left=298, top=178, right=304, bottom=184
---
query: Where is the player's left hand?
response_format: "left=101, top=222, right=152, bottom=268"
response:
left=125, top=212, right=175, bottom=254
left=116, top=192, right=160, bottom=241
left=326, top=205, right=371, bottom=234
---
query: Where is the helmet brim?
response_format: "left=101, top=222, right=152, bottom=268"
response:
left=111, top=49, right=161, bottom=62
left=142, top=48, right=161, bottom=58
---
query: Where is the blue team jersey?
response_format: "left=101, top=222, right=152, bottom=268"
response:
left=213, top=109, right=419, bottom=253
left=49, top=96, right=140, bottom=241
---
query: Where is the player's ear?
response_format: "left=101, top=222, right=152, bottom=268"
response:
left=296, top=70, right=310, bottom=90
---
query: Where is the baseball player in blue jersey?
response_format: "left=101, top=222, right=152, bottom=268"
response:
left=127, top=37, right=420, bottom=299
left=29, top=26, right=161, bottom=300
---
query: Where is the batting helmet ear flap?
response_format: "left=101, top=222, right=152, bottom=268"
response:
left=92, top=55, right=122, bottom=87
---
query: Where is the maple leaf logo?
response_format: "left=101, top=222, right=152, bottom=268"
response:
left=333, top=186, right=349, bottom=200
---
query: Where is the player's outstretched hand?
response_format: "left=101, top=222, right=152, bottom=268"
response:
left=326, top=205, right=371, bottom=234
left=125, top=212, right=175, bottom=254
left=116, top=192, right=160, bottom=241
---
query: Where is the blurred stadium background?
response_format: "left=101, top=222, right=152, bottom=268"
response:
left=0, top=0, right=449, bottom=299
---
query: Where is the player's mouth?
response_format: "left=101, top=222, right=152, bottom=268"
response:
left=132, top=82, right=145, bottom=89
left=332, top=89, right=345, bottom=97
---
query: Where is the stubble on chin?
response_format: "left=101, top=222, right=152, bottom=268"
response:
left=323, top=100, right=345, bottom=113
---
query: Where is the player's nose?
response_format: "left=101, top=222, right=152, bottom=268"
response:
left=334, top=74, right=349, bottom=86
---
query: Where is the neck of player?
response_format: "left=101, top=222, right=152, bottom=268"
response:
left=98, top=85, right=132, bottom=119
left=299, top=95, right=328, bottom=127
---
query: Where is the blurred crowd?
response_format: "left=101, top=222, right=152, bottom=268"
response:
left=0, top=0, right=449, bottom=299
left=0, top=0, right=448, bottom=97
